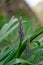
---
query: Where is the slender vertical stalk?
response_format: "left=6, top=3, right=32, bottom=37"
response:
left=19, top=16, right=24, bottom=43
left=16, top=16, right=24, bottom=58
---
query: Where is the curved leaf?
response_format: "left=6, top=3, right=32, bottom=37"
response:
left=6, top=58, right=32, bottom=65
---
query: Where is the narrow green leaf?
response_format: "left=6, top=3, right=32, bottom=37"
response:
left=16, top=38, right=27, bottom=58
left=0, top=23, right=19, bottom=42
left=0, top=41, right=19, bottom=61
left=6, top=58, right=32, bottom=65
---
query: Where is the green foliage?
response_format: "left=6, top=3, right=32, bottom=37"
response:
left=0, top=17, right=43, bottom=65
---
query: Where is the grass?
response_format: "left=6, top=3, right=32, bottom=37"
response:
left=0, top=16, right=43, bottom=65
